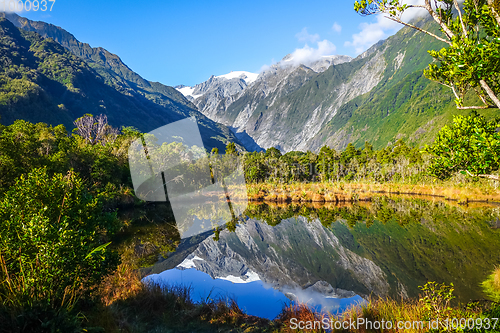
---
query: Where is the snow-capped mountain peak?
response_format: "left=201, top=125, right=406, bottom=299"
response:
left=216, top=71, right=259, bottom=85
left=175, top=70, right=259, bottom=101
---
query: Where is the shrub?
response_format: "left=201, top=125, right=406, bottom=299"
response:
left=0, top=168, right=120, bottom=331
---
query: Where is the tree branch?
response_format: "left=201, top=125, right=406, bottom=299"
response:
left=453, top=0, right=468, bottom=37
left=424, top=0, right=455, bottom=40
left=385, top=16, right=452, bottom=45
left=465, top=170, right=500, bottom=180
left=473, top=86, right=490, bottom=105
left=487, top=0, right=500, bottom=26
left=480, top=79, right=500, bottom=109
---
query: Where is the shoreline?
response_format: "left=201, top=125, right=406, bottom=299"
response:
left=246, top=182, right=500, bottom=205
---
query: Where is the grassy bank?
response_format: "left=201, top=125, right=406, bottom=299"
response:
left=246, top=180, right=500, bottom=204
left=88, top=263, right=278, bottom=333
left=84, top=264, right=500, bottom=333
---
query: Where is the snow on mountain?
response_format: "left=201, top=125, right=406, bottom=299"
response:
left=176, top=86, right=203, bottom=99
left=279, top=54, right=352, bottom=72
left=217, top=270, right=261, bottom=284
left=216, top=71, right=259, bottom=85
left=176, top=70, right=259, bottom=100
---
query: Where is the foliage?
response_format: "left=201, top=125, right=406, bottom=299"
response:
left=424, top=111, right=500, bottom=180
left=0, top=168, right=120, bottom=331
left=482, top=267, right=500, bottom=302
left=0, top=117, right=137, bottom=202
left=354, top=0, right=500, bottom=110
left=243, top=140, right=427, bottom=184
left=419, top=281, right=456, bottom=321
left=225, top=142, right=238, bottom=156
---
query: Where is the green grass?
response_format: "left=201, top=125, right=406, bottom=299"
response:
left=482, top=267, right=500, bottom=303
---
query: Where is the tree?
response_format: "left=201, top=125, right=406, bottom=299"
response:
left=264, top=147, right=282, bottom=158
left=424, top=111, right=500, bottom=180
left=225, top=142, right=238, bottom=156
left=354, top=0, right=500, bottom=110
left=0, top=120, right=71, bottom=192
left=74, top=114, right=118, bottom=146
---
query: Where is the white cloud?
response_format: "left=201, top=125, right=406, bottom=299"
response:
left=345, top=0, right=430, bottom=55
left=344, top=16, right=399, bottom=54
left=287, top=39, right=337, bottom=66
left=295, top=27, right=320, bottom=43
left=259, top=59, right=276, bottom=73
left=332, top=22, right=342, bottom=34
left=260, top=28, right=338, bottom=72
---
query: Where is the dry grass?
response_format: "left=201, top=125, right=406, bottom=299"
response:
left=277, top=193, right=292, bottom=202
left=98, top=263, right=144, bottom=306
left=493, top=267, right=500, bottom=292
left=276, top=303, right=328, bottom=333
left=336, top=298, right=427, bottom=333
left=311, top=193, right=325, bottom=202
left=246, top=181, right=500, bottom=204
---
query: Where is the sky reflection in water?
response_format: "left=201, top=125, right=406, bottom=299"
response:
left=143, top=267, right=363, bottom=319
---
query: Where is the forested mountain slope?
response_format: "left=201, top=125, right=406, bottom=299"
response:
left=0, top=14, right=242, bottom=151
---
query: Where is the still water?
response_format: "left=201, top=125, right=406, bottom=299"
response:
left=122, top=197, right=500, bottom=320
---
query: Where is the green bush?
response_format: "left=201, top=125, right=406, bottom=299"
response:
left=0, top=168, right=120, bottom=331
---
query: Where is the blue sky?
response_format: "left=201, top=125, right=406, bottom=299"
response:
left=14, top=0, right=407, bottom=86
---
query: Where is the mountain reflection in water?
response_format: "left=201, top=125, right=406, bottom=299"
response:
left=136, top=197, right=500, bottom=318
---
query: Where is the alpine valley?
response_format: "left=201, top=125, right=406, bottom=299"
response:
left=1, top=13, right=497, bottom=153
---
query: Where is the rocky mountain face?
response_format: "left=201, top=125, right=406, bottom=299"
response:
left=175, top=41, right=398, bottom=152
left=0, top=13, right=243, bottom=151
left=177, top=55, right=354, bottom=151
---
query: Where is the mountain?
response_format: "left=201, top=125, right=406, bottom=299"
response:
left=146, top=216, right=391, bottom=300
left=0, top=13, right=243, bottom=151
left=178, top=17, right=496, bottom=152
left=177, top=55, right=353, bottom=151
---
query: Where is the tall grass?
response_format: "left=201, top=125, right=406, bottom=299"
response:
left=0, top=252, right=84, bottom=332
left=482, top=267, right=500, bottom=302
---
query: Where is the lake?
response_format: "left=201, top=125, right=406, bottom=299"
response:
left=120, top=196, right=500, bottom=320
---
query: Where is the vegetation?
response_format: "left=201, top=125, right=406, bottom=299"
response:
left=425, top=110, right=500, bottom=180
left=354, top=0, right=500, bottom=110
left=0, top=115, right=138, bottom=331
left=332, top=282, right=500, bottom=333
left=0, top=109, right=498, bottom=331
left=242, top=120, right=500, bottom=190
left=0, top=169, right=120, bottom=332
left=243, top=140, right=425, bottom=184
left=482, top=267, right=500, bottom=302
